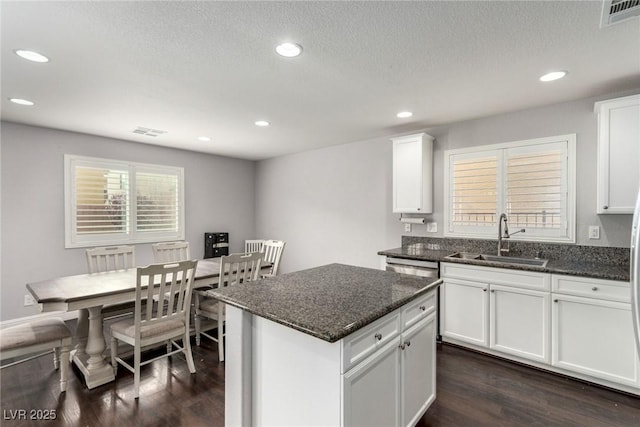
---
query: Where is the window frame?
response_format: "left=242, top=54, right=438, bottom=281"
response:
left=64, top=154, right=185, bottom=248
left=443, top=134, right=576, bottom=243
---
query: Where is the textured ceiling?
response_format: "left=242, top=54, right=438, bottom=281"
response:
left=2, top=1, right=639, bottom=160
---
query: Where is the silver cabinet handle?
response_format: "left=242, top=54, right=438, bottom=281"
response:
left=374, top=333, right=382, bottom=341
left=419, top=305, right=426, bottom=311
left=592, top=287, right=598, bottom=291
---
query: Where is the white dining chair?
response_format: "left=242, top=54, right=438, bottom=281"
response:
left=194, top=252, right=263, bottom=362
left=244, top=239, right=265, bottom=253
left=86, top=245, right=137, bottom=320
left=152, top=241, right=190, bottom=262
left=86, top=245, right=136, bottom=273
left=110, top=260, right=198, bottom=399
left=261, top=240, right=286, bottom=278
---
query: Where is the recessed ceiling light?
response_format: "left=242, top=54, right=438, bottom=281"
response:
left=9, top=98, right=35, bottom=106
left=397, top=111, right=413, bottom=118
left=539, top=71, right=567, bottom=82
left=197, top=136, right=211, bottom=142
left=255, top=120, right=270, bottom=127
left=14, top=49, right=49, bottom=63
left=275, top=42, right=303, bottom=58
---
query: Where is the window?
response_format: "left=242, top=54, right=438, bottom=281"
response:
left=65, top=155, right=185, bottom=248
left=444, top=134, right=576, bottom=242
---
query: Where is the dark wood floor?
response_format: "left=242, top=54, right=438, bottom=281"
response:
left=2, top=340, right=639, bottom=426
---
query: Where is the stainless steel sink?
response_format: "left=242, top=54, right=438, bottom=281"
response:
left=444, top=252, right=548, bottom=268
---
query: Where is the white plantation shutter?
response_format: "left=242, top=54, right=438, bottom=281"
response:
left=445, top=135, right=575, bottom=242
left=74, top=165, right=129, bottom=236
left=65, top=155, right=184, bottom=248
left=505, top=142, right=567, bottom=237
left=449, top=150, right=500, bottom=235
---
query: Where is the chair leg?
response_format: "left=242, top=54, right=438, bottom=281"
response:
left=134, top=344, right=141, bottom=399
left=184, top=332, right=196, bottom=374
left=218, top=304, right=225, bottom=362
left=59, top=344, right=70, bottom=393
left=166, top=341, right=172, bottom=354
left=53, top=347, right=60, bottom=370
left=110, top=336, right=118, bottom=376
left=195, top=314, right=202, bottom=346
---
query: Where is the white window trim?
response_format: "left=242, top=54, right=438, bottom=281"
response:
left=443, top=134, right=576, bottom=243
left=64, top=154, right=185, bottom=248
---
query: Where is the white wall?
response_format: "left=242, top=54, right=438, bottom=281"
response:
left=256, top=90, right=639, bottom=275
left=0, top=122, right=256, bottom=321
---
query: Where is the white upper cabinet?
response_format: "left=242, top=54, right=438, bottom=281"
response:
left=595, top=94, right=640, bottom=214
left=392, top=133, right=434, bottom=213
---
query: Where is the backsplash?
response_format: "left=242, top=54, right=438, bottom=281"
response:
left=401, top=236, right=630, bottom=266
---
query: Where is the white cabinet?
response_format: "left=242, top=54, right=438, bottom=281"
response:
left=343, top=336, right=401, bottom=427
left=440, top=263, right=550, bottom=363
left=392, top=133, right=434, bottom=213
left=595, top=94, right=640, bottom=214
left=440, top=277, right=489, bottom=346
left=401, top=314, right=437, bottom=427
left=551, top=274, right=639, bottom=387
left=342, top=294, right=437, bottom=427
left=490, top=284, right=550, bottom=363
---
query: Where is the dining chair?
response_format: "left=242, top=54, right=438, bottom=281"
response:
left=0, top=318, right=72, bottom=393
left=261, top=240, right=286, bottom=278
left=110, top=260, right=198, bottom=399
left=244, top=239, right=265, bottom=253
left=152, top=241, right=191, bottom=262
left=86, top=245, right=137, bottom=320
left=194, top=252, right=263, bottom=362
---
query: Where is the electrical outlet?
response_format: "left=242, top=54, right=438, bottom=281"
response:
left=404, top=223, right=412, bottom=232
left=588, top=225, right=600, bottom=239
left=427, top=222, right=437, bottom=233
left=24, top=294, right=35, bottom=306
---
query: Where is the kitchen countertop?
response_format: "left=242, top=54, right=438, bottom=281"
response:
left=378, top=247, right=630, bottom=282
left=207, top=263, right=440, bottom=343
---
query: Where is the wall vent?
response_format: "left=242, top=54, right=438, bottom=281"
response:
left=601, top=0, right=640, bottom=27
left=132, top=127, right=167, bottom=137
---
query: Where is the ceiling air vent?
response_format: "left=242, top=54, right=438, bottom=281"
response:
left=601, top=0, right=640, bottom=27
left=132, top=127, right=167, bottom=137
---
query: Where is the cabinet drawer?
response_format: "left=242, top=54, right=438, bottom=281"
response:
left=342, top=313, right=401, bottom=373
left=402, top=292, right=436, bottom=330
left=552, top=275, right=630, bottom=303
left=442, top=262, right=549, bottom=291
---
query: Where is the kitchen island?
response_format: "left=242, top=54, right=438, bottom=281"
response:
left=208, top=263, right=441, bottom=427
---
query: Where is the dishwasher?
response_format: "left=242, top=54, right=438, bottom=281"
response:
left=385, top=256, right=439, bottom=278
left=385, top=256, right=441, bottom=341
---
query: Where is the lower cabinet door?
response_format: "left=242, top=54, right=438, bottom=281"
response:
left=440, top=278, right=489, bottom=346
left=401, top=313, right=436, bottom=427
left=552, top=294, right=639, bottom=386
left=342, top=336, right=401, bottom=427
left=490, top=285, right=550, bottom=363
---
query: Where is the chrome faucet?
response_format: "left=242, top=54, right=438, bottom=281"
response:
left=498, top=213, right=509, bottom=256
left=498, top=213, right=525, bottom=256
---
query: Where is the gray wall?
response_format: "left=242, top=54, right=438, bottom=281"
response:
left=256, top=90, right=638, bottom=275
left=1, top=122, right=256, bottom=320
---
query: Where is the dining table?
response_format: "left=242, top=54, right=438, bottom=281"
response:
left=26, top=257, right=257, bottom=389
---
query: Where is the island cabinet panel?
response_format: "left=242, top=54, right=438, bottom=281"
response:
left=342, top=337, right=402, bottom=427
left=401, top=314, right=437, bottom=427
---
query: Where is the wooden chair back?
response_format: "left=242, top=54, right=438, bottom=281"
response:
left=86, top=245, right=136, bottom=273
left=219, top=252, right=263, bottom=288
left=244, top=239, right=265, bottom=253
left=136, top=260, right=198, bottom=330
left=261, top=240, right=286, bottom=276
left=152, top=241, right=190, bottom=263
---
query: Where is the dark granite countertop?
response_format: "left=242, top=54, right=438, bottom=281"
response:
left=378, top=246, right=630, bottom=282
left=208, top=263, right=440, bottom=343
